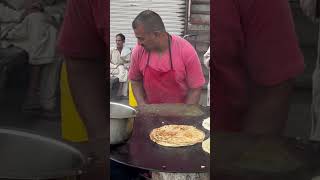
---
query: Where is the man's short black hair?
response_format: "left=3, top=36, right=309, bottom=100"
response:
left=116, top=33, right=125, bottom=41
left=132, top=10, right=166, bottom=33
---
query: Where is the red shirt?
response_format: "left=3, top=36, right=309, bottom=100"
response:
left=128, top=35, right=206, bottom=97
left=57, top=0, right=107, bottom=59
left=212, top=0, right=304, bottom=132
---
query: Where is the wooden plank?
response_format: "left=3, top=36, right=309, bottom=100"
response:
left=184, top=32, right=210, bottom=42
left=188, top=24, right=210, bottom=31
left=191, top=4, right=210, bottom=14
left=187, top=39, right=210, bottom=45
left=191, top=11, right=210, bottom=15
left=191, top=0, right=210, bottom=4
left=186, top=40, right=209, bottom=53
left=190, top=14, right=210, bottom=25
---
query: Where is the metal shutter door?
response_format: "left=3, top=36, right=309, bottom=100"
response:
left=110, top=0, right=186, bottom=49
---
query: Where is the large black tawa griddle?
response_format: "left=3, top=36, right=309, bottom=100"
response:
left=110, top=106, right=210, bottom=173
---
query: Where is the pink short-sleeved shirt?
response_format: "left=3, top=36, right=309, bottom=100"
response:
left=212, top=0, right=305, bottom=132
left=128, top=35, right=205, bottom=97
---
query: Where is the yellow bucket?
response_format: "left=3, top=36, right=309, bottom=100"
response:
left=128, top=81, right=137, bottom=107
left=60, top=62, right=88, bottom=142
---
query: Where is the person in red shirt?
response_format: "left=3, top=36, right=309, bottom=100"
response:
left=212, top=0, right=305, bottom=135
left=128, top=10, right=205, bottom=105
left=57, top=0, right=108, bottom=179
left=58, top=1, right=144, bottom=179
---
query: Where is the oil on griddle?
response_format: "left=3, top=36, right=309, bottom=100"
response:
left=136, top=104, right=204, bottom=117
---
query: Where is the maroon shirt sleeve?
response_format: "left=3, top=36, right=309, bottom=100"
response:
left=57, top=0, right=106, bottom=59
left=239, top=0, right=304, bottom=86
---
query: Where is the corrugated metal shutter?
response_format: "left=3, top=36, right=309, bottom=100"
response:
left=110, top=0, right=186, bottom=49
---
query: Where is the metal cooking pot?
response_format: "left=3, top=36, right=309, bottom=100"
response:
left=110, top=102, right=136, bottom=145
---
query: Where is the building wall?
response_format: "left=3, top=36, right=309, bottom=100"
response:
left=186, top=0, right=210, bottom=55
left=186, top=0, right=210, bottom=85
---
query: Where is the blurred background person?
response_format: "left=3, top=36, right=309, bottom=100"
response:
left=110, top=33, right=131, bottom=99
left=0, top=0, right=66, bottom=117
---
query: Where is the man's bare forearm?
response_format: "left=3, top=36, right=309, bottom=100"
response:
left=243, top=80, right=293, bottom=136
left=65, top=57, right=108, bottom=140
left=65, top=58, right=108, bottom=179
left=185, top=87, right=202, bottom=104
left=131, top=80, right=146, bottom=105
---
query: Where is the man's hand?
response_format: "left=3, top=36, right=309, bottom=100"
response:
left=131, top=80, right=147, bottom=105
left=65, top=57, right=107, bottom=179
left=65, top=57, right=108, bottom=140
left=243, top=80, right=293, bottom=136
left=185, top=87, right=202, bottom=104
left=72, top=138, right=108, bottom=179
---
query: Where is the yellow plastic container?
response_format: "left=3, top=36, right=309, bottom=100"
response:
left=128, top=81, right=137, bottom=107
left=60, top=62, right=88, bottom=142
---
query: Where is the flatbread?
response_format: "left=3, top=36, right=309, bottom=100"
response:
left=150, top=125, right=205, bottom=147
left=202, top=138, right=210, bottom=154
left=202, top=117, right=210, bottom=130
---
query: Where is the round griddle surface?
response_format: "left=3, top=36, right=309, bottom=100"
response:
left=110, top=107, right=210, bottom=173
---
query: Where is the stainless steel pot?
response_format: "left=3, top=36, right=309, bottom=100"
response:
left=110, top=102, right=136, bottom=145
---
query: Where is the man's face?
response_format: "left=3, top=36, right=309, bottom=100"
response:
left=116, top=36, right=124, bottom=49
left=133, top=24, right=158, bottom=51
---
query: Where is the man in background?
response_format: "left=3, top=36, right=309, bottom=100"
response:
left=0, top=0, right=65, bottom=117
left=110, top=33, right=131, bottom=98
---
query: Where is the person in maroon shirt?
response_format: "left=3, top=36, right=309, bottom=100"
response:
left=57, top=0, right=108, bottom=179
left=212, top=0, right=305, bottom=135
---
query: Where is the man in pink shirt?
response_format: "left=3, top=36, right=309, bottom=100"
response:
left=213, top=0, right=304, bottom=134
left=212, top=1, right=305, bottom=179
left=128, top=10, right=205, bottom=105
